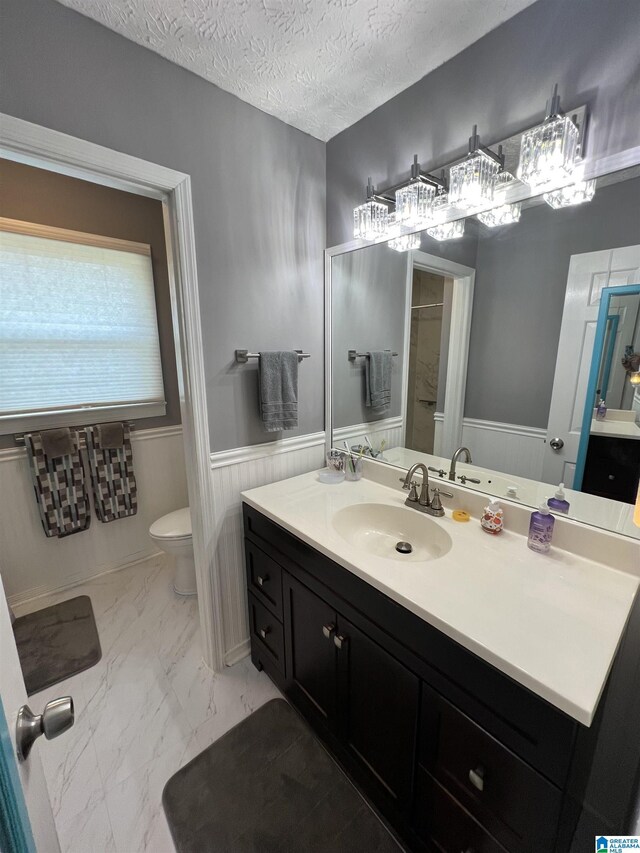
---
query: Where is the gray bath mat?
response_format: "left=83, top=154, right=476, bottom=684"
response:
left=13, top=595, right=101, bottom=696
left=162, top=698, right=402, bottom=853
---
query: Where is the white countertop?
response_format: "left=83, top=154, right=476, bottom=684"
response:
left=242, top=470, right=639, bottom=727
left=591, top=417, right=640, bottom=440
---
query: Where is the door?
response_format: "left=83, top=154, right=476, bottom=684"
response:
left=0, top=579, right=60, bottom=852
left=284, top=574, right=338, bottom=731
left=542, top=245, right=640, bottom=486
left=336, top=615, right=419, bottom=806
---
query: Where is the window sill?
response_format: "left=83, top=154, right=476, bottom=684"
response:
left=0, top=402, right=167, bottom=436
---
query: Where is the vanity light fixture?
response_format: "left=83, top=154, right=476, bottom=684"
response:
left=389, top=231, right=421, bottom=252
left=395, top=157, right=436, bottom=227
left=426, top=219, right=465, bottom=241
left=477, top=202, right=522, bottom=228
left=543, top=179, right=596, bottom=208
left=630, top=372, right=640, bottom=386
left=353, top=178, right=390, bottom=240
left=517, top=85, right=580, bottom=191
left=449, top=126, right=504, bottom=210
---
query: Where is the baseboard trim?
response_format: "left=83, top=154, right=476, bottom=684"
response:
left=210, top=431, right=325, bottom=469
left=7, top=549, right=163, bottom=609
left=224, top=638, right=250, bottom=667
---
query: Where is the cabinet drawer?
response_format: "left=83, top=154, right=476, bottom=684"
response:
left=248, top=594, right=285, bottom=675
left=420, top=688, right=562, bottom=852
left=245, top=540, right=283, bottom=619
left=414, top=768, right=507, bottom=853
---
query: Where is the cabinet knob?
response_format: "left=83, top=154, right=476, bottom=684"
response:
left=334, top=634, right=347, bottom=649
left=322, top=623, right=336, bottom=639
left=468, top=766, right=485, bottom=792
left=256, top=574, right=269, bottom=587
left=258, top=626, right=271, bottom=639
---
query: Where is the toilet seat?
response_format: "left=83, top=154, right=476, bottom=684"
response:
left=149, top=507, right=191, bottom=540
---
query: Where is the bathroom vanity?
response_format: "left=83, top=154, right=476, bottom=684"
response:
left=242, top=470, right=639, bottom=852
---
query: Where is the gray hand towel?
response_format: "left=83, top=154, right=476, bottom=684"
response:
left=96, top=422, right=124, bottom=449
left=41, top=427, right=74, bottom=458
left=259, top=352, right=299, bottom=432
left=365, top=351, right=392, bottom=414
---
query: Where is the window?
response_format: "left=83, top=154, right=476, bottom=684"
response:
left=0, top=218, right=166, bottom=434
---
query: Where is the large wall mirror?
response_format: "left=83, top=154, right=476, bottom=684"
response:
left=327, top=163, right=640, bottom=539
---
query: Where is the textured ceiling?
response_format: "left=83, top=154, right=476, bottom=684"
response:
left=55, top=0, right=538, bottom=141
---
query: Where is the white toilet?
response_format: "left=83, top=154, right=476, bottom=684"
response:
left=149, top=507, right=197, bottom=596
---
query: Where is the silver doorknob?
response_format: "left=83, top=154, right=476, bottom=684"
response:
left=16, top=697, right=74, bottom=762
left=549, top=437, right=564, bottom=451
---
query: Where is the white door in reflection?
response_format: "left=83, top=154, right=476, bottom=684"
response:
left=542, top=245, right=640, bottom=486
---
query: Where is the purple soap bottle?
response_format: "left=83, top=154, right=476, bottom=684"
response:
left=547, top=483, right=570, bottom=514
left=527, top=502, right=555, bottom=554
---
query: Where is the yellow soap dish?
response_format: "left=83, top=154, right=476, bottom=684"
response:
left=452, top=510, right=471, bottom=522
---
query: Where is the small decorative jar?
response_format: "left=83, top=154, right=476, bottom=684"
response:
left=481, top=500, right=504, bottom=535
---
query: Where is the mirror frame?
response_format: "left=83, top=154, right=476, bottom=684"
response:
left=324, top=143, right=640, bottom=531
left=574, top=283, right=640, bottom=488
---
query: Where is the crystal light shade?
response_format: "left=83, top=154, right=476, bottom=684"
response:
left=426, top=220, right=465, bottom=241
left=395, top=182, right=435, bottom=227
left=353, top=201, right=389, bottom=240
left=518, top=114, right=579, bottom=190
left=630, top=372, right=640, bottom=386
left=477, top=202, right=522, bottom=228
left=449, top=150, right=500, bottom=209
left=543, top=179, right=596, bottom=209
left=389, top=231, right=421, bottom=252
left=429, top=191, right=450, bottom=225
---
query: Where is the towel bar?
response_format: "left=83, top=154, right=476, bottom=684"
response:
left=14, top=421, right=135, bottom=446
left=235, top=349, right=311, bottom=364
left=348, top=350, right=399, bottom=361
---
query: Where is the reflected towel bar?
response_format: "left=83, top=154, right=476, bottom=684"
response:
left=235, top=349, right=310, bottom=364
left=348, top=350, right=399, bottom=361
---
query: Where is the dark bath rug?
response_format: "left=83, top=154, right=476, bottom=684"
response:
left=162, top=698, right=404, bottom=853
left=13, top=595, right=101, bottom=695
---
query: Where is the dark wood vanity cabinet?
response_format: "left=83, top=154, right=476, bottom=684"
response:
left=243, top=504, right=605, bottom=853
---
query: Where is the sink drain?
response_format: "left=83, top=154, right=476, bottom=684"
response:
left=395, top=541, right=413, bottom=554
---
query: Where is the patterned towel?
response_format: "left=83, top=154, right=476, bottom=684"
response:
left=84, top=424, right=137, bottom=522
left=24, top=430, right=91, bottom=538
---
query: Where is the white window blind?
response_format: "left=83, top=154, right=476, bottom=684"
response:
left=0, top=218, right=166, bottom=434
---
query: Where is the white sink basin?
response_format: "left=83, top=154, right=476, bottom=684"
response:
left=332, top=503, right=452, bottom=562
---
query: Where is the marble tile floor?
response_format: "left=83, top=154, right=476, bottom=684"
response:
left=13, top=554, right=281, bottom=853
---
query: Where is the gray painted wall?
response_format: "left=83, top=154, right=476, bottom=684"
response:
left=332, top=244, right=408, bottom=428
left=1, top=0, right=326, bottom=452
left=326, top=0, right=640, bottom=247
left=466, top=175, right=640, bottom=427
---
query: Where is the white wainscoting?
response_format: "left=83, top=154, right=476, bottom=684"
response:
left=210, top=432, right=326, bottom=666
left=333, top=416, right=404, bottom=455
left=1, top=425, right=188, bottom=605
left=434, top=412, right=547, bottom=481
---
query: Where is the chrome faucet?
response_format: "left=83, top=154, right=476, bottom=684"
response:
left=449, top=446, right=472, bottom=481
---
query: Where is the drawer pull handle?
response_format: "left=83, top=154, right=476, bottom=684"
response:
left=322, top=623, right=336, bottom=640
left=468, top=766, right=485, bottom=792
left=334, top=634, right=347, bottom=650
left=259, top=626, right=271, bottom=639
left=256, top=574, right=269, bottom=587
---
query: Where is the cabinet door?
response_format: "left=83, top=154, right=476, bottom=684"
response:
left=284, top=573, right=338, bottom=730
left=335, top=615, right=419, bottom=806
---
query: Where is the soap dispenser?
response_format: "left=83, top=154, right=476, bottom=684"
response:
left=548, top=483, right=570, bottom=514
left=527, top=502, right=555, bottom=553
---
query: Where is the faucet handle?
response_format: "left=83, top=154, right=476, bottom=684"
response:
left=430, top=487, right=453, bottom=513
left=407, top=481, right=419, bottom=502
left=428, top=466, right=447, bottom=477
